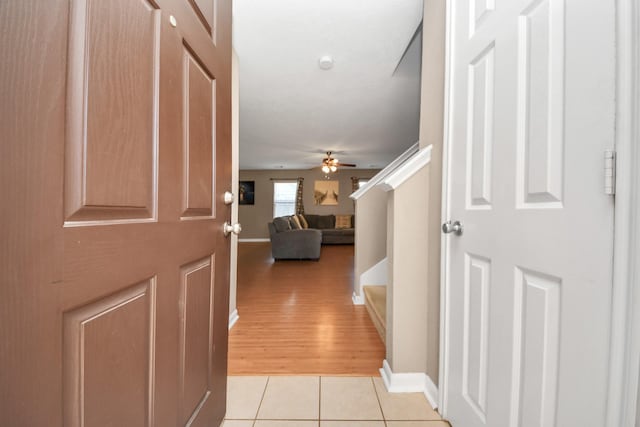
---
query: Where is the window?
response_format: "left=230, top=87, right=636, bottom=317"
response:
left=273, top=181, right=298, bottom=218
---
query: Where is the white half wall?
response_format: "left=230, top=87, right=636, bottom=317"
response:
left=360, top=257, right=388, bottom=288
left=353, top=257, right=388, bottom=305
left=352, top=143, right=419, bottom=303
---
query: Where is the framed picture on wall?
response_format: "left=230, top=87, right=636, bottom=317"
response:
left=314, top=180, right=339, bottom=205
left=239, top=181, right=255, bottom=205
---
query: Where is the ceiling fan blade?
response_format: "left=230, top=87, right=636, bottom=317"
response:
left=335, top=162, right=356, bottom=167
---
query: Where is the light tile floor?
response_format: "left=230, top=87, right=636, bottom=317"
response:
left=224, top=376, right=450, bottom=427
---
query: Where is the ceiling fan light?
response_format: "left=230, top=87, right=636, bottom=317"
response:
left=330, top=165, right=337, bottom=172
left=322, top=165, right=330, bottom=173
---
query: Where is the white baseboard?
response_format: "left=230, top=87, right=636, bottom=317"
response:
left=352, top=292, right=365, bottom=305
left=238, top=238, right=270, bottom=243
left=380, top=360, right=426, bottom=392
left=423, top=374, right=439, bottom=410
left=228, top=309, right=239, bottom=330
left=379, top=359, right=439, bottom=409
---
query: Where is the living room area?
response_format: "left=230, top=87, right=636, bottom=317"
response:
left=228, top=119, right=392, bottom=372
left=230, top=165, right=382, bottom=375
left=238, top=167, right=377, bottom=255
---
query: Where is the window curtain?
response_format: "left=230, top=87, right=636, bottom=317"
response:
left=295, top=177, right=305, bottom=214
left=351, top=177, right=359, bottom=193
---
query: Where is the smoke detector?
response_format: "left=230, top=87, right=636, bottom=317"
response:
left=318, top=55, right=334, bottom=70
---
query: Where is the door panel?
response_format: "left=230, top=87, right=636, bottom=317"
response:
left=0, top=0, right=232, bottom=426
left=444, top=0, right=615, bottom=426
left=516, top=0, right=564, bottom=208
left=63, top=280, right=155, bottom=427
left=187, top=0, right=216, bottom=36
left=179, top=257, right=215, bottom=424
left=182, top=47, right=215, bottom=218
left=461, top=254, right=490, bottom=423
left=469, top=0, right=495, bottom=36
left=66, top=0, right=160, bottom=222
left=511, top=268, right=560, bottom=427
left=466, top=45, right=494, bottom=210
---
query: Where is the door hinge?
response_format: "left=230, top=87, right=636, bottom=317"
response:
left=604, top=149, right=616, bottom=195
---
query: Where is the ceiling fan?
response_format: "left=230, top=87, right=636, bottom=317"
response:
left=321, top=151, right=356, bottom=173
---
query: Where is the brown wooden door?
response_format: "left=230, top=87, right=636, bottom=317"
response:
left=0, top=0, right=232, bottom=426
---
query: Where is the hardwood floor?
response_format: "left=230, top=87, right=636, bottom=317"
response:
left=228, top=242, right=385, bottom=376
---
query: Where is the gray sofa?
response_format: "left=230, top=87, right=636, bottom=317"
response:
left=267, top=214, right=354, bottom=260
left=303, top=214, right=355, bottom=245
left=268, top=217, right=322, bottom=260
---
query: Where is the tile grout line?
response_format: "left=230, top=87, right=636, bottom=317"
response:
left=252, top=376, right=271, bottom=427
left=251, top=419, right=395, bottom=422
left=370, top=376, right=387, bottom=425
left=318, top=376, right=322, bottom=427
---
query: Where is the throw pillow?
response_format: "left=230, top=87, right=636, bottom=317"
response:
left=273, top=216, right=291, bottom=232
left=335, top=215, right=352, bottom=229
left=297, top=214, right=309, bottom=229
left=289, top=215, right=302, bottom=230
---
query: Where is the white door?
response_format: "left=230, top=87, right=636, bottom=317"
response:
left=442, top=0, right=616, bottom=426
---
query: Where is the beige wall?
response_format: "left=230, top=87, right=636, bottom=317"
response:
left=353, top=186, right=388, bottom=296
left=383, top=0, right=445, bottom=381
left=420, top=0, right=446, bottom=384
left=420, top=1, right=446, bottom=152
left=386, top=165, right=431, bottom=373
left=238, top=168, right=379, bottom=239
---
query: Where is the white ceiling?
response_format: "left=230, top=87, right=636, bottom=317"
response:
left=233, top=0, right=424, bottom=170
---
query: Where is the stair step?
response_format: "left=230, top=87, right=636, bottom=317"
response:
left=363, top=285, right=386, bottom=344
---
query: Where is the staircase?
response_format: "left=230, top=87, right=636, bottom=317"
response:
left=363, top=285, right=386, bottom=344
